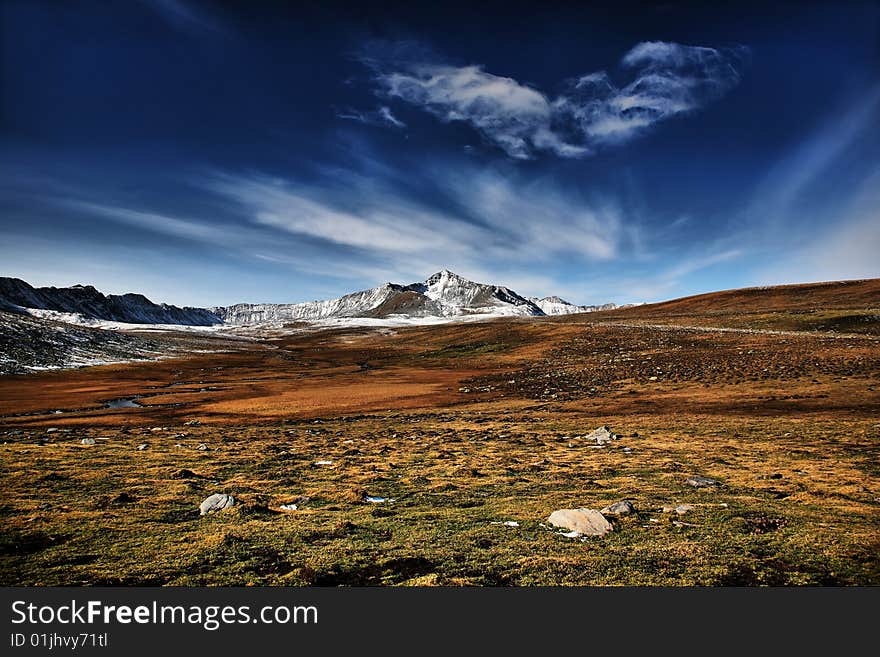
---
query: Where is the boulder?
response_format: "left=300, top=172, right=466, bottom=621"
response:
left=548, top=508, right=613, bottom=536
left=586, top=426, right=620, bottom=445
left=80, top=438, right=96, bottom=445
left=601, top=500, right=636, bottom=516
left=199, top=493, right=235, bottom=515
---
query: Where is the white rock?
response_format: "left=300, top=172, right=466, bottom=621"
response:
left=586, top=426, right=619, bottom=445
left=548, top=508, right=613, bottom=536
left=80, top=438, right=96, bottom=445
left=199, top=493, right=235, bottom=515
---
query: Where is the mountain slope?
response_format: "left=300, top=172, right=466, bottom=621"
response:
left=0, top=277, right=220, bottom=326
left=0, top=310, right=166, bottom=374
left=592, top=278, right=880, bottom=318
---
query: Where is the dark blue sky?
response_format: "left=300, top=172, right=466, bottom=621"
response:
left=1, top=0, right=878, bottom=306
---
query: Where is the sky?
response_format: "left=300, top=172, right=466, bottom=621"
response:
left=1, top=0, right=878, bottom=307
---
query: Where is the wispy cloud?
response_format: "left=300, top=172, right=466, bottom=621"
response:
left=204, top=163, right=624, bottom=265
left=356, top=40, right=748, bottom=159
left=142, top=0, right=226, bottom=35
left=337, top=105, right=406, bottom=129
left=756, top=165, right=880, bottom=285
left=747, top=83, right=880, bottom=223
left=35, top=156, right=631, bottom=303
left=663, top=248, right=743, bottom=280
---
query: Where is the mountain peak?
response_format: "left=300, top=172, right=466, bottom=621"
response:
left=424, top=269, right=473, bottom=285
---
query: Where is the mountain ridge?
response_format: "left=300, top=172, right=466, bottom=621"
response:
left=211, top=270, right=613, bottom=324
left=0, top=271, right=620, bottom=326
left=0, top=277, right=220, bottom=326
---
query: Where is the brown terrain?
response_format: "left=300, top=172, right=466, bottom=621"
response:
left=0, top=279, right=878, bottom=585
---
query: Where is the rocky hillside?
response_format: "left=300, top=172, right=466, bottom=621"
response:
left=0, top=277, right=220, bottom=326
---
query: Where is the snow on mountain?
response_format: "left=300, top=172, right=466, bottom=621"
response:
left=0, top=271, right=622, bottom=329
left=212, top=284, right=404, bottom=324
left=529, top=295, right=619, bottom=316
left=214, top=270, right=546, bottom=325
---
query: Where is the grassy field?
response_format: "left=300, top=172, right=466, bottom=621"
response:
left=1, top=284, right=878, bottom=586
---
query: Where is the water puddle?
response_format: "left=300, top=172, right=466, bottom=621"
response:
left=105, top=398, right=143, bottom=409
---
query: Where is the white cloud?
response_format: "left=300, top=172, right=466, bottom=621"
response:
left=201, top=164, right=623, bottom=269
left=362, top=41, right=748, bottom=158
left=378, top=64, right=554, bottom=158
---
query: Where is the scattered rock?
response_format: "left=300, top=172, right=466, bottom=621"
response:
left=601, top=500, right=636, bottom=516
left=184, top=420, right=201, bottom=426
left=662, top=504, right=695, bottom=515
left=548, top=508, right=613, bottom=536
left=276, top=495, right=309, bottom=511
left=686, top=476, right=719, bottom=488
left=195, top=443, right=209, bottom=451
left=80, top=438, right=96, bottom=445
left=586, top=426, right=620, bottom=445
left=199, top=493, right=235, bottom=515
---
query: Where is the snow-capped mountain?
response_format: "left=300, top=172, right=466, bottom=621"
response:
left=213, top=270, right=547, bottom=324
left=529, top=295, right=618, bottom=316
left=0, top=271, right=621, bottom=328
left=0, top=277, right=220, bottom=326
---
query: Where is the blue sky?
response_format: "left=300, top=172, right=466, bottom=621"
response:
left=1, top=1, right=878, bottom=307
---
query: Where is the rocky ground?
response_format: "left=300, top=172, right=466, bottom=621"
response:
left=0, top=295, right=878, bottom=586
left=0, top=310, right=167, bottom=374
left=0, top=310, right=258, bottom=375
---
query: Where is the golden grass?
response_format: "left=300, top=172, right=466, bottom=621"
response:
left=1, top=315, right=878, bottom=585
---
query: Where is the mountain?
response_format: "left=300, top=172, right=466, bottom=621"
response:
left=214, top=270, right=549, bottom=324
left=529, top=295, right=618, bottom=316
left=0, top=277, right=220, bottom=326
left=0, top=270, right=620, bottom=327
